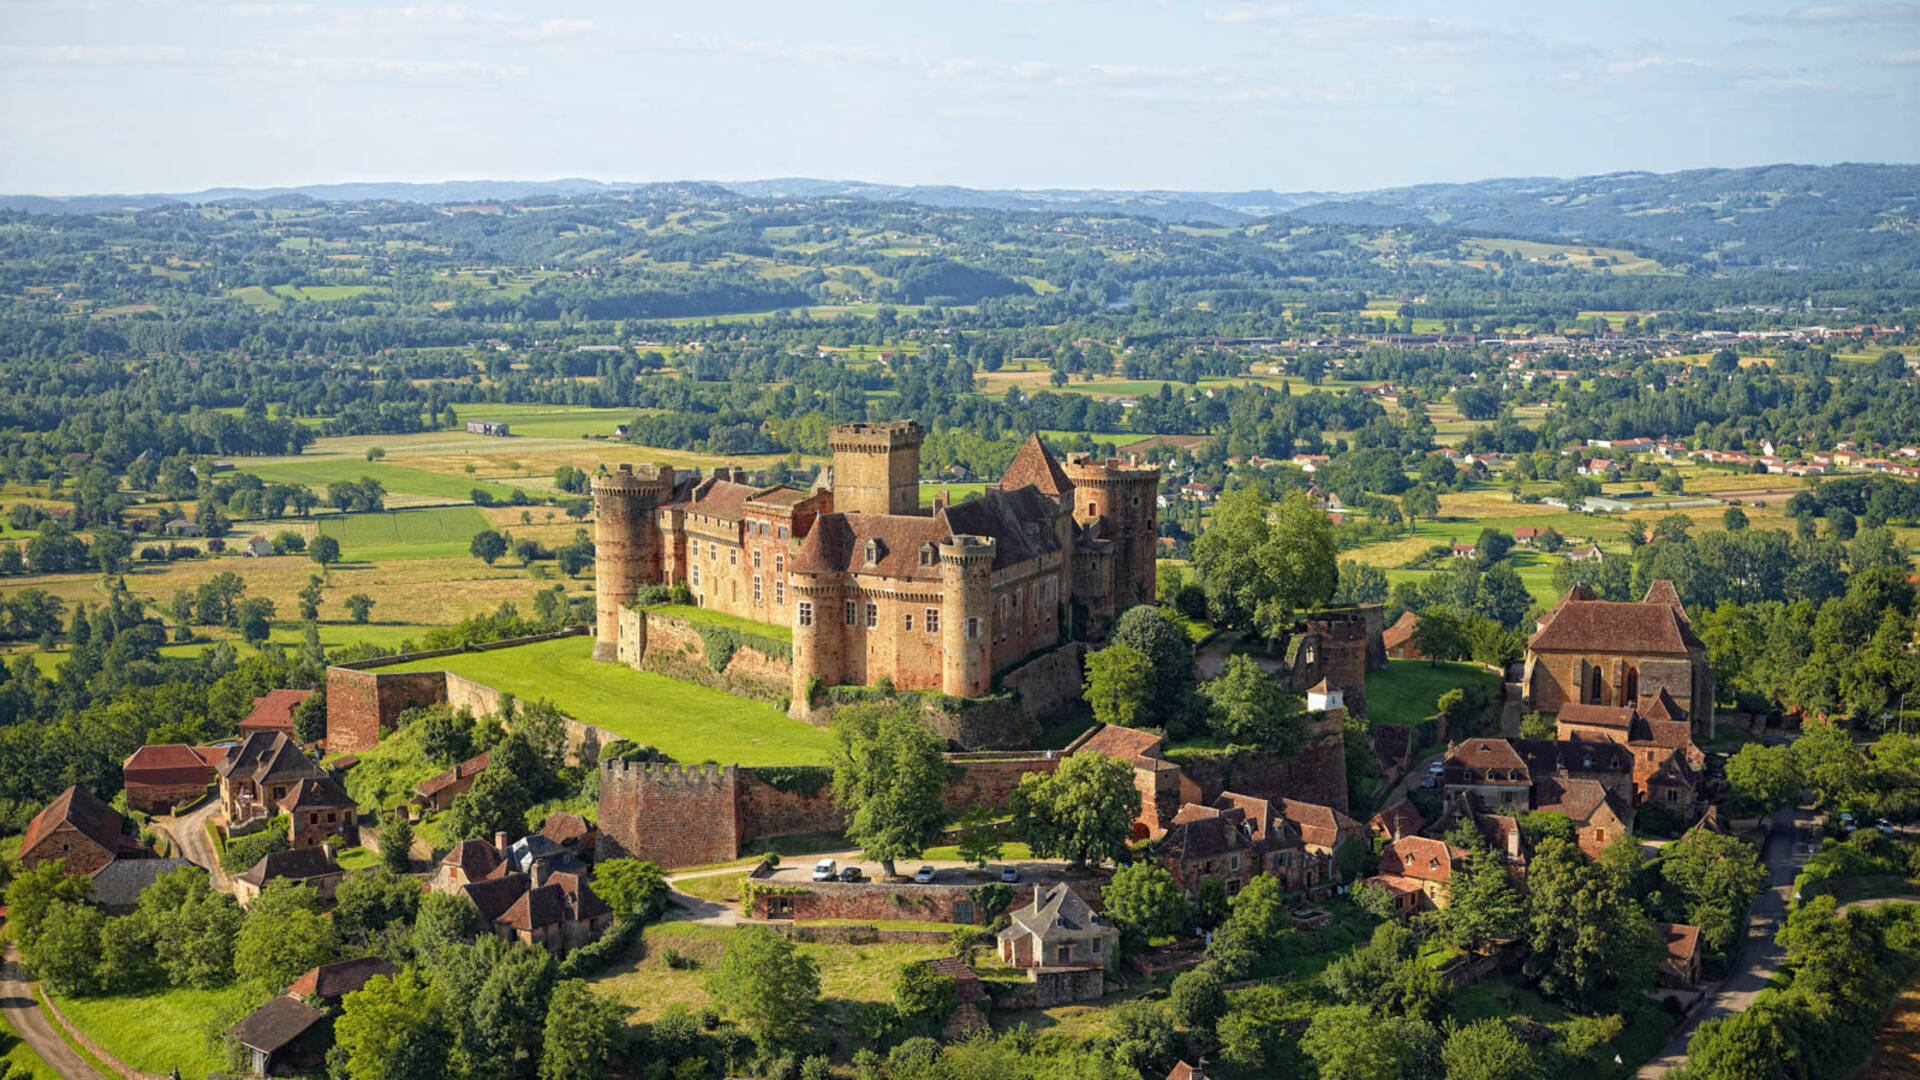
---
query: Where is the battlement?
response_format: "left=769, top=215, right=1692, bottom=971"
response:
left=601, top=759, right=738, bottom=788
left=593, top=462, right=674, bottom=494
left=829, top=420, right=926, bottom=452
left=1063, top=453, right=1160, bottom=481
left=938, top=534, right=996, bottom=563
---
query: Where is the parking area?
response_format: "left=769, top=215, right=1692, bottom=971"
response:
left=759, top=855, right=1093, bottom=889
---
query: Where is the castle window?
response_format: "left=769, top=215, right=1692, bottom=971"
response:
left=778, top=526, right=788, bottom=539
left=775, top=554, right=784, bottom=573
left=797, top=601, right=813, bottom=626
left=690, top=539, right=699, bottom=559
left=967, top=617, right=981, bottom=639
left=753, top=575, right=763, bottom=602
left=926, top=608, right=940, bottom=633
left=918, top=543, right=936, bottom=566
left=753, top=549, right=762, bottom=569
left=904, top=613, right=913, bottom=631
left=729, top=548, right=737, bottom=566
left=776, top=579, right=786, bottom=604
left=691, top=564, right=701, bottom=587
left=865, top=539, right=882, bottom=565
left=1088, top=502, right=1097, bottom=516
left=865, top=602, right=878, bottom=628
left=846, top=601, right=858, bottom=625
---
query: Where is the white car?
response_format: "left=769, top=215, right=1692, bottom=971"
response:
left=811, top=858, right=837, bottom=882
left=1427, top=761, right=1446, bottom=775
left=913, top=865, right=936, bottom=884
left=999, top=866, right=1019, bottom=883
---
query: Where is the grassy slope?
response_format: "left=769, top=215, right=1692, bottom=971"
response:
left=651, top=603, right=793, bottom=643
left=383, top=636, right=832, bottom=765
left=50, top=984, right=253, bottom=1079
left=1365, top=659, right=1501, bottom=727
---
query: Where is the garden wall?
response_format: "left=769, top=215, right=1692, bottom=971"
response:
left=747, top=879, right=1103, bottom=923
left=998, top=643, right=1088, bottom=725
left=1171, top=728, right=1351, bottom=814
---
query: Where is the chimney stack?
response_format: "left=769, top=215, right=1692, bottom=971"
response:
left=531, top=860, right=547, bottom=889
left=322, top=842, right=335, bottom=863
left=495, top=831, right=509, bottom=857
left=934, top=490, right=949, bottom=511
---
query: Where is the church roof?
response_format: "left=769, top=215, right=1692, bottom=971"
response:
left=1530, top=580, right=1703, bottom=655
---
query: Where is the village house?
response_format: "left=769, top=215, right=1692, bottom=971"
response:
left=538, top=812, right=598, bottom=864
left=1512, top=526, right=1544, bottom=545
left=285, top=956, right=401, bottom=1005
left=243, top=535, right=275, bottom=557
left=494, top=868, right=613, bottom=956
left=1364, top=836, right=1467, bottom=914
left=233, top=846, right=346, bottom=906
left=16, top=786, right=146, bottom=877
left=280, top=776, right=359, bottom=850
left=997, top=884, right=1119, bottom=971
left=412, top=751, right=490, bottom=813
left=1556, top=697, right=1704, bottom=811
left=1440, top=736, right=1640, bottom=855
left=1368, top=797, right=1428, bottom=842
left=436, top=838, right=504, bottom=892
left=121, top=743, right=225, bottom=813
left=1657, top=922, right=1703, bottom=987
left=1382, top=612, right=1422, bottom=660
left=217, top=731, right=326, bottom=825
left=1158, top=796, right=1302, bottom=896
left=88, top=857, right=193, bottom=915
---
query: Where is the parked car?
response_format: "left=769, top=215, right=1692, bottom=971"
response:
left=839, top=866, right=865, bottom=883
left=1840, top=811, right=1857, bottom=833
left=1877, top=819, right=1896, bottom=835
left=1426, top=760, right=1445, bottom=774
left=1420, top=774, right=1437, bottom=789
left=999, top=866, right=1019, bottom=883
left=913, top=865, right=936, bottom=883
left=812, top=859, right=837, bottom=882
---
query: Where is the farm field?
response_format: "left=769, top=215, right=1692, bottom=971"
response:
left=382, top=636, right=832, bottom=765
left=317, top=506, right=493, bottom=561
left=49, top=983, right=252, bottom=1080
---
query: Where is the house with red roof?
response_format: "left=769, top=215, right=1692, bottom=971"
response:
left=16, top=786, right=146, bottom=877
left=1522, top=581, right=1714, bottom=740
left=122, top=743, right=226, bottom=813
left=239, top=689, right=313, bottom=740
left=1364, top=836, right=1467, bottom=913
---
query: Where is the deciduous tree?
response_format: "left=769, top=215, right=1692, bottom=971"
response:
left=1010, top=751, right=1141, bottom=870
left=830, top=703, right=950, bottom=879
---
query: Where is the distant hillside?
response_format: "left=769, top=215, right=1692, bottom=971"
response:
left=5, top=163, right=1916, bottom=270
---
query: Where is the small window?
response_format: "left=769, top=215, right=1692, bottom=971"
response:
left=967, top=617, right=981, bottom=639
left=1228, top=853, right=1241, bottom=871
left=926, top=608, right=940, bottom=633
left=691, top=564, right=701, bottom=587
left=753, top=575, right=763, bottom=602
left=778, top=526, right=788, bottom=539
left=846, top=601, right=858, bottom=626
left=775, top=554, right=784, bottom=573
left=953, top=900, right=975, bottom=925
left=904, top=613, right=914, bottom=631
left=865, top=539, right=882, bottom=565
left=866, top=602, right=878, bottom=628
left=797, top=601, right=813, bottom=627
left=1056, top=945, right=1072, bottom=965
left=729, top=548, right=737, bottom=566
left=690, top=539, right=699, bottom=559
left=918, top=543, right=936, bottom=566
left=1088, top=502, right=1097, bottom=516
left=753, top=549, right=762, bottom=569
left=776, top=580, right=786, bottom=604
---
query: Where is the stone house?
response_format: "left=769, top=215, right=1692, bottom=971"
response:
left=281, top=775, right=359, bottom=850
left=233, top=846, right=346, bottom=906
left=1523, top=581, right=1715, bottom=740
left=121, top=743, right=225, bottom=813
left=1364, top=836, right=1467, bottom=914
left=436, top=838, right=505, bottom=893
left=1157, top=798, right=1283, bottom=896
left=1381, top=611, right=1422, bottom=660
left=217, top=731, right=327, bottom=826
left=538, top=812, right=598, bottom=864
left=1368, top=797, right=1427, bottom=842
left=17, top=786, right=145, bottom=876
left=1279, top=797, right=1365, bottom=882
left=1657, top=922, right=1703, bottom=987
left=285, top=957, right=400, bottom=1004
left=1441, top=739, right=1533, bottom=811
left=1531, top=776, right=1633, bottom=858
left=493, top=868, right=613, bottom=956
left=997, top=884, right=1119, bottom=971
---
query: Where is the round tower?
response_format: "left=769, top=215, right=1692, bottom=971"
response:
left=789, top=571, right=838, bottom=717
left=591, top=464, right=670, bottom=661
left=939, top=535, right=996, bottom=698
left=1064, top=454, right=1162, bottom=610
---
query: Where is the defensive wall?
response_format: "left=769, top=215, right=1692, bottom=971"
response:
left=616, top=605, right=792, bottom=705
left=745, top=877, right=1105, bottom=923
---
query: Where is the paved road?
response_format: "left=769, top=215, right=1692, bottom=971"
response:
left=0, top=947, right=106, bottom=1080
left=662, top=848, right=1064, bottom=926
left=1635, top=806, right=1810, bottom=1077
left=155, top=797, right=226, bottom=888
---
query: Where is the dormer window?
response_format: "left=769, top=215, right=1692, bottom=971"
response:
left=918, top=543, right=937, bottom=567
left=865, top=539, right=883, bottom=565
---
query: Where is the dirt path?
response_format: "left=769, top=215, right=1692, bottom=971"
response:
left=155, top=796, right=226, bottom=889
left=0, top=947, right=107, bottom=1080
left=1635, top=806, right=1810, bottom=1076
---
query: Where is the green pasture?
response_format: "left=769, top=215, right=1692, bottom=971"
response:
left=241, top=459, right=519, bottom=504
left=317, top=506, right=492, bottom=560
left=383, top=636, right=831, bottom=765
left=1365, top=659, right=1501, bottom=728
left=456, top=402, right=637, bottom=440
left=49, top=983, right=253, bottom=1079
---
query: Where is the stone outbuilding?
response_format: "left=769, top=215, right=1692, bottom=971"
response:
left=996, top=883, right=1119, bottom=971
left=121, top=744, right=225, bottom=813
left=233, top=846, right=346, bottom=906
left=225, top=996, right=325, bottom=1078
left=17, top=786, right=145, bottom=877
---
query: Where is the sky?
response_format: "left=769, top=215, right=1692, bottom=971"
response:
left=1, top=0, right=1917, bottom=196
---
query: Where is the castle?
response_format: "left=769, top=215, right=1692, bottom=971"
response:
left=591, top=422, right=1160, bottom=704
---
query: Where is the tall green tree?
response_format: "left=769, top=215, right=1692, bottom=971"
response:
left=1101, top=862, right=1192, bottom=947
left=235, top=880, right=338, bottom=993
left=829, top=703, right=950, bottom=879
left=704, top=926, right=821, bottom=1050
left=1189, top=488, right=1338, bottom=639
left=1200, top=654, right=1303, bottom=751
left=541, top=978, right=622, bottom=1080
left=335, top=971, right=452, bottom=1080
left=1010, top=751, right=1141, bottom=870
left=1083, top=642, right=1153, bottom=729
left=1522, top=838, right=1664, bottom=1010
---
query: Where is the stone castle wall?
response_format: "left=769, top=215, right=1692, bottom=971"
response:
left=1000, top=643, right=1088, bottom=725
left=326, top=668, right=448, bottom=753
left=749, top=879, right=1103, bottom=923
left=1173, top=729, right=1351, bottom=814
left=596, top=761, right=741, bottom=869
left=622, top=607, right=792, bottom=705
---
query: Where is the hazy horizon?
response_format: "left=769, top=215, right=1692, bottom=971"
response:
left=3, top=1, right=1917, bottom=195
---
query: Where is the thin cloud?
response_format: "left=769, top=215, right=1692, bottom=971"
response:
left=0, top=42, right=527, bottom=78
left=1738, top=4, right=1920, bottom=23
left=1863, top=46, right=1920, bottom=61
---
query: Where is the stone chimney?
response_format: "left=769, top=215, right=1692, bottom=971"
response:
left=321, top=842, right=335, bottom=863
left=495, top=831, right=509, bottom=857
left=934, top=490, right=949, bottom=511
left=531, top=860, right=547, bottom=889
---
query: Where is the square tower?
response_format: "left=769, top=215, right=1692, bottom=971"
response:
left=829, top=420, right=925, bottom=517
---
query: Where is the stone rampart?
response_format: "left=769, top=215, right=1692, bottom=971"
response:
left=627, top=608, right=792, bottom=705
left=999, top=643, right=1088, bottom=725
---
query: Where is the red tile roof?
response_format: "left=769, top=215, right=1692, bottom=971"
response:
left=1557, top=703, right=1637, bottom=731
left=1073, top=724, right=1165, bottom=768
left=1001, top=434, right=1073, bottom=498
left=20, top=786, right=129, bottom=860
left=1381, top=611, right=1419, bottom=650
left=1280, top=798, right=1359, bottom=849
left=442, top=838, right=504, bottom=880
left=123, top=744, right=222, bottom=787
left=240, top=690, right=312, bottom=735
left=415, top=752, right=490, bottom=799
left=539, top=813, right=595, bottom=846
left=1379, top=836, right=1464, bottom=883
left=1369, top=798, right=1427, bottom=839
left=1660, top=921, right=1701, bottom=961
left=1530, top=583, right=1703, bottom=655
left=285, top=957, right=400, bottom=1001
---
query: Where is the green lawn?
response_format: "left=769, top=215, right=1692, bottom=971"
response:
left=383, top=636, right=832, bottom=765
left=316, top=506, right=493, bottom=561
left=457, top=403, right=637, bottom=440
left=50, top=983, right=254, bottom=1079
left=650, top=603, right=793, bottom=643
left=1366, top=659, right=1501, bottom=727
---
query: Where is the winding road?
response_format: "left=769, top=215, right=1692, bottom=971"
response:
left=0, top=947, right=106, bottom=1080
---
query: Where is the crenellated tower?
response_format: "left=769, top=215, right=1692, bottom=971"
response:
left=596, top=759, right=739, bottom=868
left=1064, top=453, right=1161, bottom=614
left=591, top=463, right=673, bottom=660
left=829, top=420, right=924, bottom=517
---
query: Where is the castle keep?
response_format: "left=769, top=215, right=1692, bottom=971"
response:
left=592, top=423, right=1159, bottom=706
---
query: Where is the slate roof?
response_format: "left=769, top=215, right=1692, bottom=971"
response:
left=279, top=775, right=354, bottom=813
left=285, top=956, right=400, bottom=1001
left=461, top=875, right=530, bottom=924
left=20, top=786, right=129, bottom=858
left=940, top=487, right=1066, bottom=569
left=1159, top=809, right=1248, bottom=862
left=1512, top=738, right=1635, bottom=776
left=218, top=732, right=324, bottom=787
left=226, top=996, right=325, bottom=1054
left=239, top=690, right=312, bottom=735
left=235, top=847, right=342, bottom=888
left=1529, top=582, right=1703, bottom=655
left=1001, top=434, right=1073, bottom=498
left=1005, top=884, right=1110, bottom=940
left=88, top=857, right=193, bottom=908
